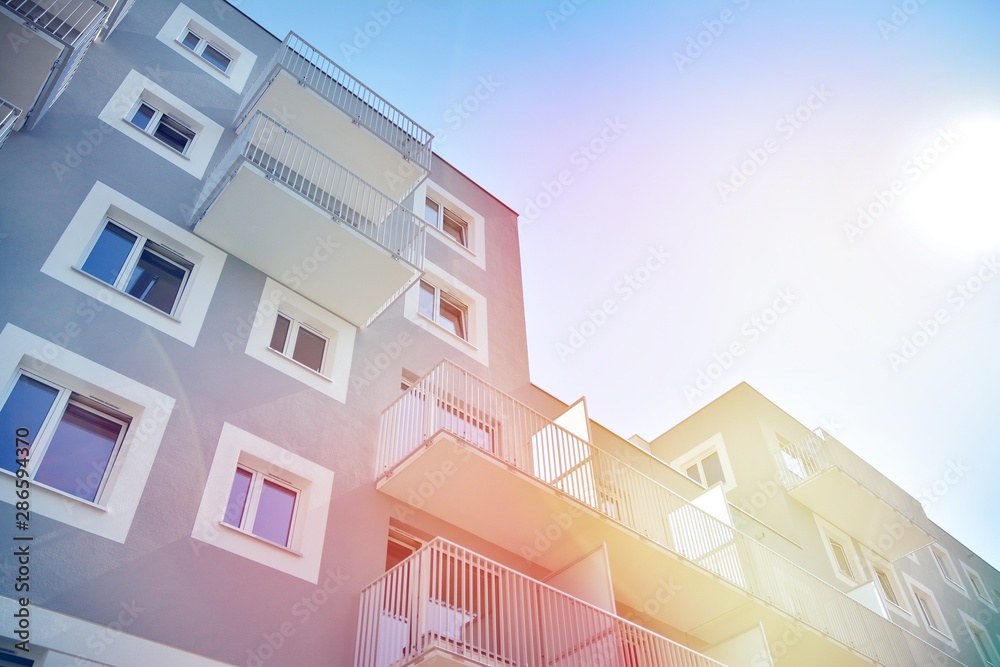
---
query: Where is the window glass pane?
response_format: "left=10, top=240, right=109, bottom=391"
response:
left=876, top=570, right=898, bottom=605
left=201, top=43, right=232, bottom=72
left=223, top=467, right=253, bottom=528
left=269, top=314, right=291, bottom=353
left=130, top=103, right=156, bottom=131
left=685, top=464, right=701, bottom=484
left=418, top=281, right=435, bottom=319
left=153, top=115, right=195, bottom=153
left=702, top=451, right=725, bottom=487
left=0, top=375, right=58, bottom=472
left=292, top=326, right=326, bottom=373
left=442, top=209, right=468, bottom=246
left=830, top=541, right=853, bottom=577
left=438, top=298, right=466, bottom=339
left=81, top=222, right=137, bottom=285
left=181, top=30, right=200, bottom=50
left=252, top=479, right=296, bottom=546
left=124, top=246, right=190, bottom=314
left=424, top=199, right=440, bottom=228
left=780, top=449, right=807, bottom=479
left=34, top=402, right=123, bottom=502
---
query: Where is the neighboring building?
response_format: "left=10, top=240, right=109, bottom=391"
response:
left=0, top=1, right=996, bottom=666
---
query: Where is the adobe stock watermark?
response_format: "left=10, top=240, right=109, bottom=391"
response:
left=877, top=0, right=932, bottom=40
left=716, top=85, right=833, bottom=202
left=683, top=288, right=799, bottom=403
left=555, top=245, right=670, bottom=361
left=887, top=255, right=997, bottom=371
left=519, top=505, right=584, bottom=560
left=350, top=331, right=413, bottom=395
left=338, top=0, right=403, bottom=63
left=545, top=0, right=588, bottom=30
left=844, top=127, right=959, bottom=243
left=672, top=0, right=753, bottom=73
left=519, top=117, right=627, bottom=229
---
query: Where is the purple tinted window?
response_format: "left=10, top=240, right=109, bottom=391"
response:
left=34, top=403, right=123, bottom=502
left=223, top=467, right=253, bottom=527
left=251, top=479, right=296, bottom=546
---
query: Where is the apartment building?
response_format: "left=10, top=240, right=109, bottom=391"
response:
left=0, top=1, right=997, bottom=666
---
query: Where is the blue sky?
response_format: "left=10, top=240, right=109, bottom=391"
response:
left=244, top=1, right=1000, bottom=567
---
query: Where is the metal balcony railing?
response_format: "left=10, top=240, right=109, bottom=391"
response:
left=774, top=429, right=928, bottom=528
left=237, top=32, right=432, bottom=172
left=193, top=111, right=427, bottom=273
left=0, top=99, right=22, bottom=149
left=377, top=361, right=968, bottom=667
left=1, top=0, right=107, bottom=46
left=356, top=537, right=728, bottom=667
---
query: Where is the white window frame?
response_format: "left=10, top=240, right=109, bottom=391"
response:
left=98, top=70, right=223, bottom=178
left=904, top=574, right=956, bottom=647
left=404, top=260, right=489, bottom=366
left=930, top=544, right=969, bottom=597
left=2, top=370, right=129, bottom=505
left=268, top=313, right=329, bottom=375
left=179, top=28, right=232, bottom=73
left=192, top=423, right=334, bottom=583
left=669, top=433, right=737, bottom=493
left=862, top=547, right=916, bottom=624
left=960, top=561, right=997, bottom=610
left=127, top=99, right=197, bottom=155
left=424, top=196, right=470, bottom=248
left=241, top=279, right=357, bottom=403
left=414, top=180, right=487, bottom=269
left=815, top=516, right=865, bottom=588
left=80, top=218, right=194, bottom=317
left=961, top=611, right=999, bottom=666
left=0, top=325, right=174, bottom=543
left=418, top=279, right=469, bottom=341
left=155, top=4, right=257, bottom=92
left=41, top=182, right=226, bottom=346
left=222, top=464, right=300, bottom=549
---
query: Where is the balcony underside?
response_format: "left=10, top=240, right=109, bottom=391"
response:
left=378, top=434, right=880, bottom=666
left=0, top=10, right=62, bottom=131
left=789, top=468, right=934, bottom=560
left=238, top=70, right=425, bottom=202
left=194, top=164, right=418, bottom=327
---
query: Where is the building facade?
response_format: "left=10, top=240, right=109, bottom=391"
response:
left=0, top=1, right=997, bottom=666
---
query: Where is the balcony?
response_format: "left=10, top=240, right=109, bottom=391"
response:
left=0, top=0, right=108, bottom=131
left=376, top=361, right=967, bottom=667
left=236, top=32, right=432, bottom=203
left=98, top=0, right=133, bottom=39
left=774, top=429, right=934, bottom=560
left=192, top=112, right=426, bottom=327
left=0, top=98, right=21, bottom=149
left=355, top=537, right=728, bottom=667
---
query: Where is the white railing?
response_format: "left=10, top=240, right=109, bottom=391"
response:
left=0, top=99, right=21, bottom=148
left=194, top=111, right=426, bottom=271
left=1, top=0, right=108, bottom=47
left=355, top=537, right=729, bottom=667
left=238, top=32, right=432, bottom=172
left=774, top=429, right=927, bottom=528
left=377, top=361, right=967, bottom=667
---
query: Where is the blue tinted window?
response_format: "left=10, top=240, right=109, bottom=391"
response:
left=0, top=375, right=58, bottom=472
left=124, top=247, right=190, bottom=313
left=81, top=222, right=136, bottom=285
left=34, top=403, right=123, bottom=502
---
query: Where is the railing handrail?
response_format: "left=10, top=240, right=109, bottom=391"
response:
left=193, top=111, right=427, bottom=271
left=357, top=536, right=729, bottom=667
left=1, top=0, right=109, bottom=48
left=237, top=31, right=432, bottom=171
left=378, top=360, right=968, bottom=667
left=775, top=428, right=927, bottom=527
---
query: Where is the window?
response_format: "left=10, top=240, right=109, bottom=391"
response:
left=81, top=219, right=193, bottom=316
left=128, top=100, right=196, bottom=154
left=830, top=539, right=855, bottom=579
left=179, top=28, right=232, bottom=72
left=222, top=465, right=299, bottom=548
left=418, top=280, right=468, bottom=340
left=386, top=527, right=422, bottom=570
left=874, top=568, right=899, bottom=606
left=914, top=589, right=946, bottom=633
left=779, top=448, right=808, bottom=480
left=968, top=622, right=999, bottom=666
left=268, top=313, right=327, bottom=374
left=930, top=545, right=968, bottom=596
left=685, top=451, right=726, bottom=487
left=0, top=371, right=129, bottom=504
left=961, top=561, right=995, bottom=607
left=425, top=197, right=469, bottom=247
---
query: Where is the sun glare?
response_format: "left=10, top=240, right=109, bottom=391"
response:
left=903, top=118, right=1000, bottom=253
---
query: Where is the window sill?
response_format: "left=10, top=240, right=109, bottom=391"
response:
left=218, top=520, right=303, bottom=557
left=417, top=312, right=478, bottom=350
left=266, top=347, right=333, bottom=383
left=427, top=226, right=478, bottom=261
left=0, top=468, right=110, bottom=512
left=71, top=266, right=184, bottom=322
